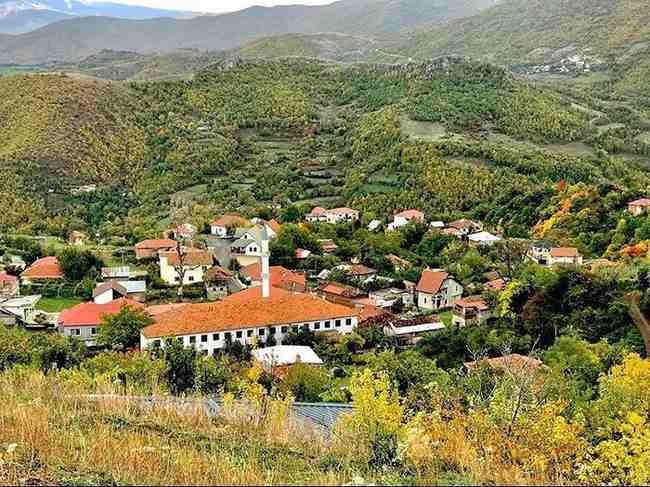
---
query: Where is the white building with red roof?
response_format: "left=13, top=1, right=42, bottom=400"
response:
left=416, top=269, right=463, bottom=311
left=628, top=198, right=650, bottom=216
left=210, top=214, right=250, bottom=237
left=548, top=247, right=583, bottom=266
left=159, top=248, right=213, bottom=286
left=388, top=209, right=425, bottom=231
left=452, top=296, right=491, bottom=327
left=58, top=298, right=144, bottom=346
left=0, top=271, right=19, bottom=298
left=306, top=207, right=359, bottom=224
left=135, top=238, right=177, bottom=260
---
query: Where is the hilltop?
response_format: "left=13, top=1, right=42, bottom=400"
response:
left=403, top=0, right=650, bottom=66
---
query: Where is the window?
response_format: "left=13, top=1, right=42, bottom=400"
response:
left=281, top=326, right=288, bottom=333
left=247, top=330, right=254, bottom=337
left=269, top=327, right=276, bottom=335
left=174, top=276, right=180, bottom=283
left=73, top=329, right=80, bottom=336
left=189, top=336, right=196, bottom=344
left=236, top=331, right=242, bottom=339
left=213, top=333, right=220, bottom=341
left=258, top=329, right=265, bottom=336
left=91, top=328, right=97, bottom=335
left=335, top=319, right=341, bottom=328
left=201, top=334, right=208, bottom=343
left=153, top=339, right=161, bottom=348
left=346, top=318, right=352, bottom=326
left=188, top=275, right=195, bottom=282
left=324, top=321, right=331, bottom=328
left=314, top=322, right=321, bottom=330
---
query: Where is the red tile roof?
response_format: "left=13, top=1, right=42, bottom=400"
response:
left=205, top=266, right=234, bottom=281
left=319, top=282, right=364, bottom=298
left=59, top=298, right=143, bottom=327
left=92, top=281, right=127, bottom=299
left=455, top=296, right=489, bottom=312
left=346, top=264, right=376, bottom=276
left=550, top=247, right=580, bottom=258
left=266, top=219, right=282, bottom=234
left=146, top=303, right=188, bottom=317
left=485, top=278, right=506, bottom=291
left=142, top=287, right=356, bottom=338
left=160, top=248, right=213, bottom=266
left=307, top=207, right=327, bottom=216
left=241, top=264, right=305, bottom=289
left=629, top=198, right=650, bottom=207
left=212, top=214, right=249, bottom=227
left=416, top=270, right=449, bottom=294
left=135, top=239, right=177, bottom=250
left=395, top=209, right=425, bottom=221
left=447, top=219, right=479, bottom=230
left=21, top=256, right=64, bottom=280
left=328, top=207, right=358, bottom=215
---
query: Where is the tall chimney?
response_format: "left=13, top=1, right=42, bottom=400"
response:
left=261, top=225, right=270, bottom=298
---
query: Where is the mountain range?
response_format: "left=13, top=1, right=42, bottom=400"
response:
left=0, top=0, right=496, bottom=63
left=0, top=0, right=190, bottom=34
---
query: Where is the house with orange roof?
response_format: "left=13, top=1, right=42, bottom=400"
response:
left=240, top=263, right=306, bottom=292
left=20, top=256, right=64, bottom=284
left=388, top=209, right=425, bottom=231
left=452, top=296, right=491, bottom=327
left=134, top=238, right=177, bottom=260
left=0, top=271, right=19, bottom=298
left=58, top=298, right=144, bottom=346
left=317, top=281, right=366, bottom=306
left=140, top=286, right=359, bottom=354
left=205, top=266, right=244, bottom=300
left=210, top=214, right=250, bottom=237
left=548, top=247, right=583, bottom=266
left=416, top=269, right=463, bottom=311
left=628, top=198, right=650, bottom=216
left=159, top=247, right=213, bottom=286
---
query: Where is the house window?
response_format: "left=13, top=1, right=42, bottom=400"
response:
left=73, top=329, right=81, bottom=336
left=335, top=320, right=341, bottom=328
left=188, top=275, right=195, bottom=282
left=324, top=321, right=331, bottom=328
left=269, top=327, right=276, bottom=335
left=189, top=336, right=196, bottom=344
left=213, top=333, right=220, bottom=341
left=224, top=332, right=232, bottom=341
left=346, top=318, right=352, bottom=326
left=281, top=326, right=288, bottom=333
left=236, top=331, right=242, bottom=339
left=258, top=329, right=265, bottom=336
left=174, top=276, right=180, bottom=283
left=91, top=328, right=97, bottom=335
left=152, top=339, right=161, bottom=348
left=201, top=334, right=208, bottom=343
left=247, top=330, right=254, bottom=337
left=314, top=322, right=321, bottom=330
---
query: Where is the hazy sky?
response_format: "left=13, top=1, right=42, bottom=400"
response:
left=98, top=0, right=337, bottom=14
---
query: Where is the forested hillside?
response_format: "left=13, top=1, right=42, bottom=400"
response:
left=403, top=0, right=650, bottom=64
left=1, top=57, right=649, bottom=260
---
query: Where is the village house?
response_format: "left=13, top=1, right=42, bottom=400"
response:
left=93, top=280, right=147, bottom=304
left=445, top=219, right=483, bottom=237
left=548, top=247, right=583, bottom=266
left=368, top=287, right=414, bottom=309
left=251, top=218, right=282, bottom=239
left=240, top=263, right=306, bottom=292
left=416, top=270, right=463, bottom=311
left=68, top=230, right=87, bottom=246
left=527, top=241, right=552, bottom=265
left=318, top=239, right=338, bottom=255
left=334, top=263, right=377, bottom=280
left=204, top=266, right=244, bottom=300
left=484, top=277, right=507, bottom=292
left=141, top=287, right=359, bottom=354
left=383, top=315, right=445, bottom=346
left=172, top=223, right=198, bottom=241
left=135, top=239, right=177, bottom=260
left=159, top=248, right=213, bottom=286
left=210, top=214, right=250, bottom=237
left=306, top=207, right=359, bottom=224
left=452, top=296, right=491, bottom=327
left=0, top=295, right=44, bottom=327
left=468, top=231, right=502, bottom=246
left=628, top=198, right=650, bottom=216
left=252, top=345, right=323, bottom=376
left=317, top=282, right=366, bottom=306
left=0, top=271, right=19, bottom=298
left=58, top=298, right=144, bottom=347
left=20, top=256, right=64, bottom=284
left=388, top=209, right=425, bottom=231
left=294, top=248, right=312, bottom=260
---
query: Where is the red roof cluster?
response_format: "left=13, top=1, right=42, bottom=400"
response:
left=159, top=248, right=213, bottom=266
left=21, top=256, right=64, bottom=280
left=395, top=209, right=425, bottom=221
left=241, top=263, right=306, bottom=290
left=135, top=239, right=177, bottom=250
left=59, top=298, right=144, bottom=327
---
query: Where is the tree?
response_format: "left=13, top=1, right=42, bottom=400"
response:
left=493, top=238, right=530, bottom=279
left=161, top=338, right=197, bottom=394
left=280, top=363, right=330, bottom=402
left=96, top=305, right=154, bottom=351
left=170, top=239, right=204, bottom=298
left=57, top=247, right=103, bottom=281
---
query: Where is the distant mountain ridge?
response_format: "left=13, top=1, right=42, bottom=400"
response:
left=0, top=0, right=190, bottom=34
left=0, top=0, right=495, bottom=63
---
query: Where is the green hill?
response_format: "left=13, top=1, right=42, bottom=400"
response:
left=403, top=0, right=650, bottom=65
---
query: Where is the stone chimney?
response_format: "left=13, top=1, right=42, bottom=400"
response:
left=261, top=225, right=270, bottom=298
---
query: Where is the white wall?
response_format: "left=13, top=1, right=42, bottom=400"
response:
left=141, top=316, right=358, bottom=354
left=61, top=325, right=98, bottom=346
left=211, top=225, right=227, bottom=237
left=159, top=256, right=206, bottom=286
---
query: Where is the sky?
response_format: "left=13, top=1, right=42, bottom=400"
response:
left=95, top=0, right=337, bottom=14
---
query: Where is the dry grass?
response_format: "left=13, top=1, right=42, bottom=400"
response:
left=0, top=369, right=355, bottom=486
